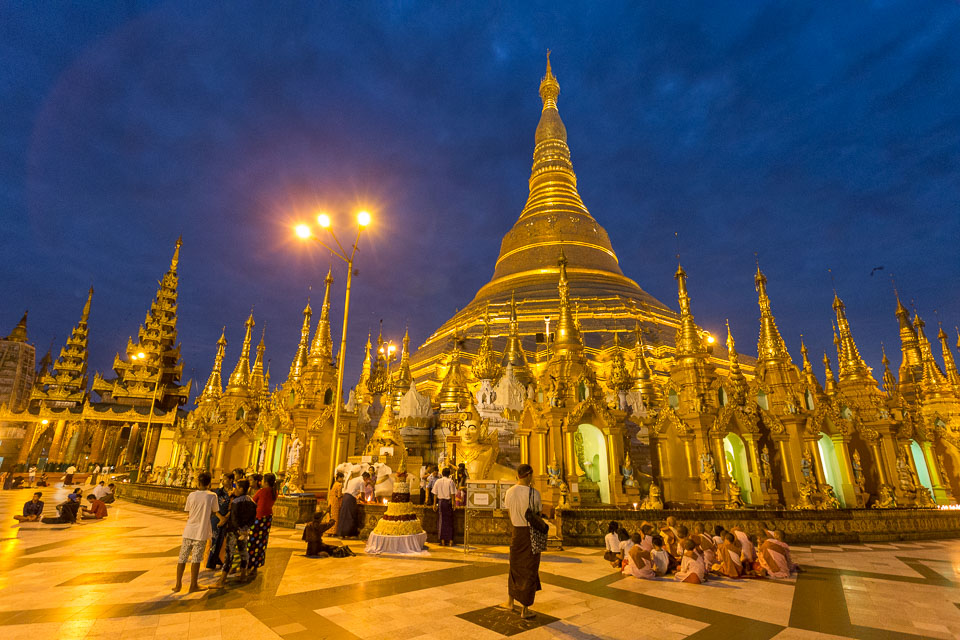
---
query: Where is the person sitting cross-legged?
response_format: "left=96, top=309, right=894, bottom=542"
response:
left=81, top=494, right=108, bottom=520
left=41, top=493, right=81, bottom=524
left=13, top=492, right=44, bottom=523
left=675, top=539, right=706, bottom=584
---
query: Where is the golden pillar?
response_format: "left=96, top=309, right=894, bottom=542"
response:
left=776, top=438, right=794, bottom=483
left=17, top=420, right=41, bottom=464
left=809, top=440, right=827, bottom=485
left=214, top=439, right=225, bottom=471
left=868, top=440, right=889, bottom=486
left=88, top=424, right=106, bottom=465
left=519, top=431, right=530, bottom=465
left=713, top=436, right=729, bottom=480
left=48, top=419, right=68, bottom=463
left=833, top=436, right=858, bottom=507
left=306, top=436, right=318, bottom=473
left=564, top=430, right=576, bottom=481
left=125, top=423, right=141, bottom=467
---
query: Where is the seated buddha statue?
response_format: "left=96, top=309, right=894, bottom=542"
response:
left=449, top=419, right=514, bottom=481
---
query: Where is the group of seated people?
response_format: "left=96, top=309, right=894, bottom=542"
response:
left=12, top=482, right=115, bottom=525
left=605, top=516, right=799, bottom=584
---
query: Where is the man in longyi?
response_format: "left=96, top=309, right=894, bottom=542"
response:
left=501, top=464, right=542, bottom=620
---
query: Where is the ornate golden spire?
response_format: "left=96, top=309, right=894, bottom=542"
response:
left=6, top=310, right=28, bottom=342
left=226, top=312, right=255, bottom=394
left=937, top=322, right=960, bottom=390
left=287, top=299, right=312, bottom=383
left=880, top=344, right=897, bottom=395
left=552, top=251, right=583, bottom=357
left=799, top=337, right=822, bottom=392
left=391, top=327, right=414, bottom=409
left=832, top=294, right=874, bottom=384
left=357, top=332, right=372, bottom=392
left=607, top=332, right=633, bottom=392
left=309, top=268, right=335, bottom=366
left=501, top=291, right=531, bottom=382
left=823, top=352, right=837, bottom=396
left=486, top=52, right=624, bottom=286
left=674, top=264, right=705, bottom=358
left=250, top=325, right=266, bottom=393
left=200, top=327, right=227, bottom=403
left=725, top=320, right=748, bottom=402
left=894, top=290, right=922, bottom=380
left=632, top=322, right=656, bottom=401
left=473, top=305, right=502, bottom=380
left=437, top=337, right=471, bottom=408
left=368, top=325, right=389, bottom=395
left=754, top=265, right=791, bottom=363
left=32, top=287, right=94, bottom=407
left=915, top=315, right=949, bottom=395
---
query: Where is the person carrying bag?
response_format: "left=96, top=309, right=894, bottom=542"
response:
left=501, top=464, right=543, bottom=620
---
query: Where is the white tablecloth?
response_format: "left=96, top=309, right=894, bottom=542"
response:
left=365, top=532, right=429, bottom=555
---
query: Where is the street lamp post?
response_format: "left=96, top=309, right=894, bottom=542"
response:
left=296, top=210, right=370, bottom=486
left=133, top=351, right=162, bottom=483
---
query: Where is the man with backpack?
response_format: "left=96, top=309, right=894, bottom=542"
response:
left=215, top=479, right=257, bottom=587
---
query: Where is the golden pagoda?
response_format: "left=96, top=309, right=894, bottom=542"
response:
left=409, top=54, right=749, bottom=395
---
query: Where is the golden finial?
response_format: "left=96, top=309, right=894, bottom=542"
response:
left=673, top=262, right=703, bottom=357
left=552, top=249, right=582, bottom=356
left=287, top=298, right=312, bottom=383
left=880, top=342, right=897, bottom=395
left=501, top=290, right=531, bottom=382
left=831, top=292, right=873, bottom=384
left=227, top=311, right=255, bottom=392
left=632, top=321, right=654, bottom=394
left=539, top=49, right=560, bottom=110
left=309, top=267, right=334, bottom=364
left=81, top=286, right=94, bottom=323
left=6, top=309, right=28, bottom=342
left=914, top=313, right=950, bottom=394
left=473, top=305, right=501, bottom=381
left=201, top=326, right=228, bottom=403
left=754, top=259, right=790, bottom=363
left=823, top=352, right=837, bottom=395
left=170, top=236, right=182, bottom=272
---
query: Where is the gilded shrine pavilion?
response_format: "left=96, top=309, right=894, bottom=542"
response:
left=3, top=57, right=960, bottom=515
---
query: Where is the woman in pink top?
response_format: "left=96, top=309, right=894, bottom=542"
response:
left=248, top=473, right=278, bottom=578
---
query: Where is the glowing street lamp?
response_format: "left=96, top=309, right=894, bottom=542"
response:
left=295, top=209, right=372, bottom=485
left=131, top=351, right=162, bottom=482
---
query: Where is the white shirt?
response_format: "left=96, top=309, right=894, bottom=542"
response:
left=345, top=476, right=365, bottom=497
left=503, top=484, right=541, bottom=527
left=619, top=539, right=634, bottom=554
left=604, top=532, right=620, bottom=553
left=182, top=489, right=218, bottom=541
left=66, top=466, right=76, bottom=474
left=93, top=485, right=108, bottom=499
left=93, top=465, right=101, bottom=473
left=651, top=549, right=671, bottom=576
left=432, top=476, right=456, bottom=500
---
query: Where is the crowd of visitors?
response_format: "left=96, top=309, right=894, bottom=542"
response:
left=10, top=481, right=115, bottom=526
left=609, top=516, right=800, bottom=583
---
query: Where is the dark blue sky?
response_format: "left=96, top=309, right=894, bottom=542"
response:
left=3, top=2, right=959, bottom=395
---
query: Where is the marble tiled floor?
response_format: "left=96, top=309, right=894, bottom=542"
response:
left=2, top=485, right=960, bottom=639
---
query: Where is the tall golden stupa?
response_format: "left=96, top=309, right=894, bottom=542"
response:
left=409, top=54, right=744, bottom=392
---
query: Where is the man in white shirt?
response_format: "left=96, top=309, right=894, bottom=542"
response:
left=337, top=471, right=370, bottom=538
left=431, top=467, right=457, bottom=546
left=28, top=466, right=36, bottom=487
left=92, top=482, right=109, bottom=500
left=501, top=464, right=542, bottom=620
left=174, top=472, right=218, bottom=593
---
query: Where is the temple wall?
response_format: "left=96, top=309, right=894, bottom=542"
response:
left=118, top=483, right=316, bottom=528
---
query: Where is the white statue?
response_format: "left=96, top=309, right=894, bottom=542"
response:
left=494, top=363, right=526, bottom=413
left=399, top=384, right=432, bottom=420
left=344, top=388, right=357, bottom=412
left=372, top=462, right=394, bottom=499
left=287, top=435, right=303, bottom=471
left=476, top=379, right=498, bottom=410
left=625, top=389, right=647, bottom=418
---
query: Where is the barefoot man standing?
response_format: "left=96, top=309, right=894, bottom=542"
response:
left=174, top=471, right=218, bottom=593
left=501, top=464, right=542, bottom=620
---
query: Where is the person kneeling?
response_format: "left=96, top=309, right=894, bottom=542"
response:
left=81, top=495, right=108, bottom=520
left=303, top=512, right=355, bottom=558
left=675, top=539, right=706, bottom=584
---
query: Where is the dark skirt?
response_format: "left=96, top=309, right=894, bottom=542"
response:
left=508, top=524, right=541, bottom=607
left=248, top=515, right=272, bottom=569
left=206, top=526, right=226, bottom=570
left=437, top=498, right=454, bottom=542
left=336, top=493, right=358, bottom=537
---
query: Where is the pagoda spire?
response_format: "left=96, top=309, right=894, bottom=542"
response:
left=393, top=327, right=413, bottom=395
left=473, top=305, right=502, bottom=380
left=937, top=322, right=960, bottom=390
left=226, top=312, right=255, bottom=394
left=725, top=320, right=748, bottom=402
left=754, top=264, right=791, bottom=364
left=880, top=344, right=897, bottom=395
left=250, top=325, right=266, bottom=393
left=914, top=315, right=949, bottom=396
left=552, top=251, right=583, bottom=357
left=632, top=322, right=656, bottom=401
left=832, top=294, right=874, bottom=384
left=607, top=332, right=633, bottom=392
left=893, top=287, right=923, bottom=382
left=309, top=268, right=335, bottom=366
left=200, top=327, right=227, bottom=403
left=501, top=291, right=531, bottom=382
left=356, top=332, right=373, bottom=394
left=32, top=287, right=93, bottom=407
left=437, top=337, right=471, bottom=408
left=673, top=264, right=704, bottom=358
left=6, top=310, right=28, bottom=342
left=823, top=352, right=838, bottom=396
left=799, top=337, right=822, bottom=392
left=287, top=299, right=312, bottom=384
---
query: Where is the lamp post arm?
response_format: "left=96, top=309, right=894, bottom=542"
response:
left=312, top=237, right=348, bottom=263
left=325, top=228, right=349, bottom=261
